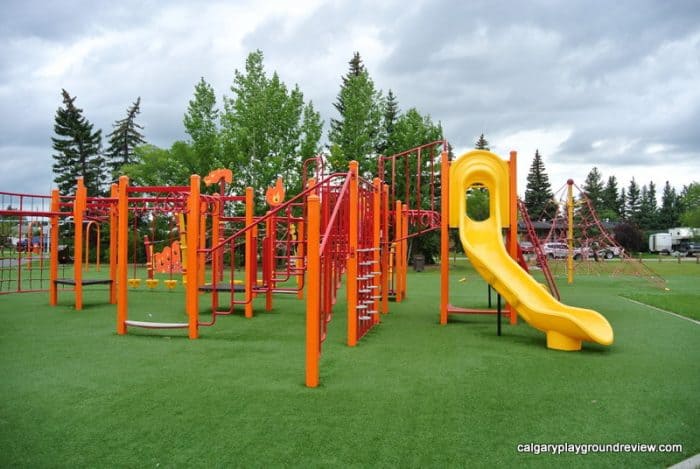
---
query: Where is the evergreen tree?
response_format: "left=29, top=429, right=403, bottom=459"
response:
left=377, top=89, right=399, bottom=154
left=474, top=133, right=490, bottom=150
left=658, top=181, right=681, bottom=228
left=638, top=181, right=658, bottom=229
left=328, top=52, right=383, bottom=174
left=601, top=176, right=619, bottom=211
left=582, top=167, right=604, bottom=210
left=618, top=188, right=627, bottom=219
left=524, top=149, right=556, bottom=220
left=51, top=89, right=105, bottom=195
left=625, top=178, right=642, bottom=224
left=220, top=50, right=322, bottom=208
left=184, top=78, right=221, bottom=177
left=105, top=97, right=145, bottom=181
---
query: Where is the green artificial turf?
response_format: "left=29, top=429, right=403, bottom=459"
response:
left=0, top=262, right=698, bottom=468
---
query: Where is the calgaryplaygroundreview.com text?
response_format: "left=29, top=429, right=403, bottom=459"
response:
left=517, top=442, right=684, bottom=455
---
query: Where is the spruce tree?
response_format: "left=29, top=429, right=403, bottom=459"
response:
left=625, top=178, right=642, bottom=224
left=51, top=89, right=105, bottom=196
left=105, top=97, right=145, bottom=180
left=658, top=181, right=680, bottom=228
left=582, top=167, right=604, bottom=210
left=377, top=89, right=399, bottom=154
left=638, top=181, right=658, bottom=229
left=601, top=176, right=620, bottom=214
left=524, top=149, right=556, bottom=220
left=327, top=52, right=383, bottom=174
left=474, top=133, right=490, bottom=150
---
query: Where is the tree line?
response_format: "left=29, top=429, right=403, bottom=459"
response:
left=52, top=50, right=441, bottom=213
left=523, top=148, right=698, bottom=230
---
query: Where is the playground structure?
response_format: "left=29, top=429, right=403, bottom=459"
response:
left=1, top=142, right=615, bottom=388
left=527, top=179, right=666, bottom=288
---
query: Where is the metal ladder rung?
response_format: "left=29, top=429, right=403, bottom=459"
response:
left=357, top=248, right=379, bottom=252
left=358, top=289, right=370, bottom=293
left=370, top=295, right=382, bottom=299
left=358, top=315, right=372, bottom=320
left=357, top=305, right=368, bottom=310
left=359, top=260, right=378, bottom=266
left=367, top=285, right=379, bottom=289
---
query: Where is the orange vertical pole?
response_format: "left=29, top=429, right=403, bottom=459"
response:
left=198, top=211, right=206, bottom=289
left=109, top=184, right=117, bottom=304
left=394, top=200, right=403, bottom=303
left=186, top=174, right=201, bottom=339
left=244, top=187, right=254, bottom=318
left=116, top=176, right=129, bottom=334
left=74, top=177, right=86, bottom=310
left=347, top=161, right=359, bottom=347
left=49, top=189, right=59, bottom=306
left=381, top=184, right=389, bottom=314
left=401, top=204, right=408, bottom=300
left=211, top=196, right=220, bottom=287
left=305, top=190, right=320, bottom=388
left=440, top=151, right=449, bottom=324
left=372, top=177, right=381, bottom=324
left=508, top=151, right=519, bottom=324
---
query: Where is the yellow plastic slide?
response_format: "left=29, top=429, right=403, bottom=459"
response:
left=449, top=150, right=613, bottom=351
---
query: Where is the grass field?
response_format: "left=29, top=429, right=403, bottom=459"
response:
left=0, top=261, right=698, bottom=467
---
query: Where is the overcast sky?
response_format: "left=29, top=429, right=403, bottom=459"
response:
left=1, top=0, right=699, bottom=199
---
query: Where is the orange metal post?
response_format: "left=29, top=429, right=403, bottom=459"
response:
left=394, top=200, right=403, bottom=303
left=305, top=191, right=321, bottom=387
left=74, top=177, right=86, bottom=310
left=372, top=177, right=381, bottom=324
left=186, top=174, right=201, bottom=339
left=508, top=151, right=519, bottom=324
left=244, top=187, right=254, bottom=318
left=116, top=176, right=129, bottom=334
left=347, top=161, right=359, bottom=346
left=198, top=211, right=206, bottom=289
left=211, top=196, right=220, bottom=287
left=380, top=184, right=389, bottom=314
left=49, top=189, right=59, bottom=306
left=109, top=184, right=117, bottom=304
left=401, top=203, right=408, bottom=300
left=440, top=151, right=449, bottom=324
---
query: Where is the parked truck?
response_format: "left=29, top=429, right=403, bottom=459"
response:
left=649, top=227, right=698, bottom=256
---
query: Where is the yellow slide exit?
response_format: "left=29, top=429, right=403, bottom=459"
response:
left=449, top=150, right=613, bottom=351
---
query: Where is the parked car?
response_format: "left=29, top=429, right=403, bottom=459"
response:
left=519, top=241, right=534, bottom=254
left=542, top=242, right=585, bottom=260
left=596, top=246, right=624, bottom=259
left=678, top=242, right=697, bottom=257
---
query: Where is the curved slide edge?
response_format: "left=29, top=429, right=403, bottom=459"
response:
left=450, top=150, right=613, bottom=351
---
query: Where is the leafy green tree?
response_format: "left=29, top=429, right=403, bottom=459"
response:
left=524, top=149, right=557, bottom=220
left=221, top=50, right=321, bottom=208
left=105, top=97, right=145, bottom=181
left=122, top=143, right=190, bottom=187
left=299, top=101, right=323, bottom=159
left=51, top=89, right=105, bottom=195
left=474, top=133, right=490, bottom=150
left=582, top=167, right=604, bottom=210
left=328, top=52, right=383, bottom=175
left=625, top=178, right=642, bottom=224
left=658, top=181, right=681, bottom=228
left=183, top=78, right=221, bottom=176
left=679, top=182, right=700, bottom=227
